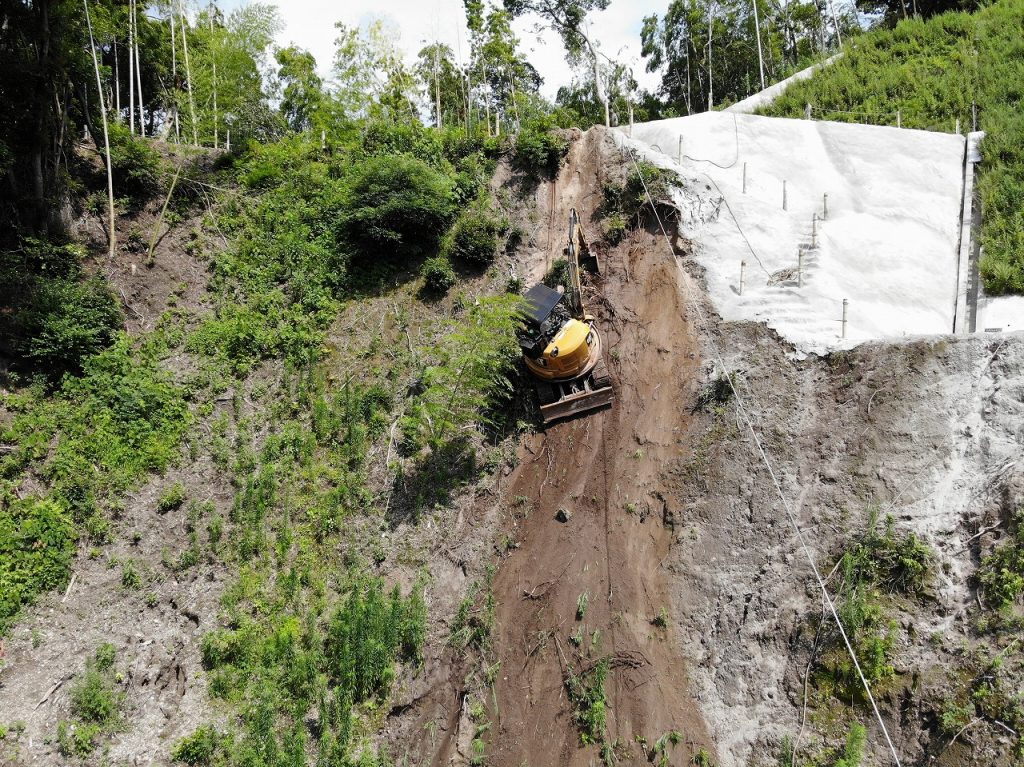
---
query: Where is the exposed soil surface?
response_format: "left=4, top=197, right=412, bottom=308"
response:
left=411, top=129, right=716, bottom=766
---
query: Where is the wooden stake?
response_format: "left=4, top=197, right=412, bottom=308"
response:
left=798, top=248, right=804, bottom=287
left=842, top=299, right=849, bottom=338
left=823, top=193, right=829, bottom=220
left=782, top=179, right=787, bottom=211
left=742, top=161, right=747, bottom=193
left=739, top=260, right=746, bottom=296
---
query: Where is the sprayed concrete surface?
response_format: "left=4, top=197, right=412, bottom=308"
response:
left=618, top=112, right=968, bottom=356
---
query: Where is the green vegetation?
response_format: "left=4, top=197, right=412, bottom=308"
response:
left=576, top=591, right=589, bottom=621
left=514, top=118, right=569, bottom=178
left=341, top=155, right=457, bottom=261
left=158, top=483, right=187, bottom=514
left=978, top=506, right=1024, bottom=609
left=601, top=160, right=682, bottom=243
left=759, top=1, right=1024, bottom=295
left=444, top=202, right=508, bottom=265
left=565, top=657, right=609, bottom=748
left=0, top=240, right=123, bottom=376
left=0, top=338, right=189, bottom=630
left=420, top=256, right=458, bottom=293
left=58, top=644, right=124, bottom=758
left=814, top=511, right=932, bottom=701
left=450, top=568, right=496, bottom=652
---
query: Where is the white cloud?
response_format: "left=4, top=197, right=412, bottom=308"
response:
left=222, top=0, right=666, bottom=99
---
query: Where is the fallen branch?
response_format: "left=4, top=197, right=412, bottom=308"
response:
left=61, top=572, right=77, bottom=603
left=35, top=675, right=71, bottom=709
left=147, top=161, right=182, bottom=266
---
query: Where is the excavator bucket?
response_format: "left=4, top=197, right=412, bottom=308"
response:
left=536, top=359, right=613, bottom=425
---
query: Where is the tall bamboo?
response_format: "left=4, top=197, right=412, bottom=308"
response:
left=178, top=0, right=199, bottom=145
left=133, top=0, right=145, bottom=135
left=128, top=0, right=135, bottom=133
left=83, top=0, right=116, bottom=258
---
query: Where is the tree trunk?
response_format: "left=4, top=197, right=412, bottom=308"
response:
left=170, top=10, right=179, bottom=141
left=209, top=3, right=218, bottom=149
left=707, top=1, right=715, bottom=109
left=178, top=0, right=199, bottom=145
left=84, top=0, right=117, bottom=258
left=128, top=0, right=135, bottom=134
left=114, top=37, right=121, bottom=120
left=134, top=0, right=145, bottom=135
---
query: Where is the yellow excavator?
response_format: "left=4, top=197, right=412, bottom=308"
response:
left=518, top=209, right=613, bottom=424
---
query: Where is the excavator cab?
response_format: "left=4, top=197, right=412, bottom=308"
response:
left=518, top=210, right=613, bottom=424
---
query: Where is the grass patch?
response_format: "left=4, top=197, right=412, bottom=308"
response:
left=813, top=511, right=932, bottom=703
left=57, top=643, right=124, bottom=758
left=978, top=506, right=1024, bottom=609
left=0, top=337, right=189, bottom=631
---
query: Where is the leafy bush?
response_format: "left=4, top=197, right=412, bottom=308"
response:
left=814, top=511, right=932, bottom=700
left=0, top=337, right=189, bottom=630
left=0, top=239, right=122, bottom=374
left=420, top=256, right=457, bottom=293
left=514, top=122, right=569, bottom=178
left=601, top=160, right=681, bottom=235
left=542, top=258, right=571, bottom=290
left=107, top=122, right=164, bottom=202
left=70, top=667, right=120, bottom=724
left=445, top=204, right=506, bottom=265
left=158, top=482, right=187, bottom=514
left=978, top=508, right=1024, bottom=608
left=58, top=645, right=124, bottom=757
left=0, top=498, right=75, bottom=631
left=403, top=295, right=523, bottom=449
left=17, top=277, right=123, bottom=373
left=340, top=154, right=456, bottom=260
left=172, top=725, right=228, bottom=765
left=835, top=722, right=866, bottom=767
left=565, top=658, right=609, bottom=746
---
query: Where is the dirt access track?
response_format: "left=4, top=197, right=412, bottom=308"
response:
left=482, top=130, right=714, bottom=765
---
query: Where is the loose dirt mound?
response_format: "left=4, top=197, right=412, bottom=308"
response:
left=480, top=130, right=715, bottom=765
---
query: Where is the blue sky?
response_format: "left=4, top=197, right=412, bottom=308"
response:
left=219, top=0, right=666, bottom=98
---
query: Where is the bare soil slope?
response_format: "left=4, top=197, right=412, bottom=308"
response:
left=479, top=130, right=715, bottom=765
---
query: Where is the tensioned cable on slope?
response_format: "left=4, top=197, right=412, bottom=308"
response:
left=613, top=133, right=904, bottom=767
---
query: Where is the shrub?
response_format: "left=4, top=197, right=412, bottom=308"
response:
left=514, top=123, right=568, bottom=178
left=978, top=510, right=1024, bottom=608
left=158, top=482, right=187, bottom=513
left=172, top=725, right=224, bottom=765
left=542, top=258, right=571, bottom=290
left=0, top=498, right=75, bottom=632
left=445, top=205, right=506, bottom=265
left=420, top=257, right=457, bottom=293
left=107, top=122, right=163, bottom=202
left=15, top=276, right=123, bottom=374
left=340, top=155, right=456, bottom=260
left=565, top=658, right=609, bottom=746
left=70, top=668, right=120, bottom=725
